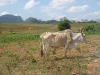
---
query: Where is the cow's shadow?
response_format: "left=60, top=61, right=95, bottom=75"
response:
left=54, top=56, right=84, bottom=61
left=54, top=55, right=99, bottom=61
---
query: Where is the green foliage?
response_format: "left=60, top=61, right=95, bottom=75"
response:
left=58, top=17, right=71, bottom=31
left=75, top=46, right=81, bottom=50
left=0, top=34, right=40, bottom=43
left=52, top=50, right=56, bottom=55
left=84, top=24, right=95, bottom=31
left=84, top=23, right=100, bottom=35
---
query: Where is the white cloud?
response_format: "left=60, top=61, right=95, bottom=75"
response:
left=0, top=11, right=9, bottom=15
left=40, top=6, right=51, bottom=12
left=72, top=11, right=100, bottom=21
left=83, top=11, right=100, bottom=17
left=0, top=11, right=20, bottom=16
left=40, top=0, right=75, bottom=19
left=50, top=0, right=76, bottom=9
left=41, top=0, right=75, bottom=13
left=0, top=0, right=17, bottom=6
left=72, top=18, right=78, bottom=20
left=13, top=14, right=20, bottom=16
left=56, top=15, right=66, bottom=20
left=98, top=2, right=100, bottom=6
left=47, top=12, right=66, bottom=20
left=40, top=6, right=66, bottom=19
left=67, top=5, right=89, bottom=13
left=89, top=11, right=100, bottom=15
left=24, top=0, right=40, bottom=10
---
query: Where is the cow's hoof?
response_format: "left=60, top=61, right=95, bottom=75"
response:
left=63, top=56, right=67, bottom=59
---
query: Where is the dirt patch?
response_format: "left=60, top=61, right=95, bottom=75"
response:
left=87, top=58, right=100, bottom=67
left=14, top=26, right=35, bottom=31
left=86, top=58, right=100, bottom=74
left=0, top=26, right=37, bottom=32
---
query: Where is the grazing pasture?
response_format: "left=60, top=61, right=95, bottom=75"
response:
left=0, top=22, right=100, bottom=75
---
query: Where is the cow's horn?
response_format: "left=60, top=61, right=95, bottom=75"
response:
left=80, top=27, right=83, bottom=33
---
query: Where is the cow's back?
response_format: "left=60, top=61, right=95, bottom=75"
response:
left=50, top=33, right=67, bottom=48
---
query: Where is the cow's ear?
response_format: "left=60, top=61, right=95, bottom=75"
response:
left=78, top=27, right=83, bottom=33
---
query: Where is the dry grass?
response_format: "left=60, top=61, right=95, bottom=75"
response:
left=0, top=35, right=100, bottom=75
left=0, top=23, right=100, bottom=75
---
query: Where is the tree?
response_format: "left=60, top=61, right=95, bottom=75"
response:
left=58, top=17, right=71, bottom=31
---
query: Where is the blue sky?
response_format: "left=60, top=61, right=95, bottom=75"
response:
left=0, top=0, right=100, bottom=21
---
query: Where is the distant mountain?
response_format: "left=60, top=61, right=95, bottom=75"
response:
left=45, top=20, right=59, bottom=24
left=0, top=14, right=59, bottom=24
left=25, top=17, right=59, bottom=24
left=0, top=14, right=24, bottom=22
left=25, top=17, right=40, bottom=23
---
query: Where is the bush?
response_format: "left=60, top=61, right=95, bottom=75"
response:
left=58, top=17, right=71, bottom=31
left=84, top=24, right=95, bottom=32
left=84, top=24, right=100, bottom=35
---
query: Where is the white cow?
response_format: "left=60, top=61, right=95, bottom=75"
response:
left=40, top=29, right=88, bottom=57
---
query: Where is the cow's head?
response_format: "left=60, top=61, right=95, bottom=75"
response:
left=79, top=28, right=88, bottom=43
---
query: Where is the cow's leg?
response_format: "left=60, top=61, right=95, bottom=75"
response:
left=45, top=44, right=50, bottom=54
left=44, top=44, right=50, bottom=60
left=43, top=44, right=46, bottom=54
left=63, top=43, right=68, bottom=58
left=63, top=48, right=67, bottom=58
left=40, top=44, right=43, bottom=56
left=40, top=42, right=47, bottom=56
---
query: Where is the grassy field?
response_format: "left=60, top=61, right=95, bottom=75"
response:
left=0, top=22, right=100, bottom=75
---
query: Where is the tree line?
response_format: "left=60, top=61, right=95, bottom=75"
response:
left=25, top=17, right=59, bottom=24
left=25, top=17, right=100, bottom=24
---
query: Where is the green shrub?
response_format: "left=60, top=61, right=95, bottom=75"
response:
left=58, top=17, right=71, bottom=31
left=84, top=24, right=95, bottom=32
left=84, top=24, right=100, bottom=35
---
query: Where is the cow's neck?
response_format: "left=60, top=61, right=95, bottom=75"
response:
left=73, top=33, right=81, bottom=44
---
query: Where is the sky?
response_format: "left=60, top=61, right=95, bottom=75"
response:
left=0, top=0, right=100, bottom=21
